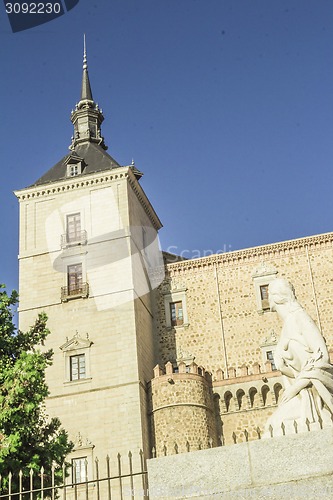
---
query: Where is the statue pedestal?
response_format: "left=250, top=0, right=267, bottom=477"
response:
left=147, top=428, right=333, bottom=499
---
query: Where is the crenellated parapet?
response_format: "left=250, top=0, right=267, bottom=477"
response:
left=150, top=361, right=218, bottom=456
left=213, top=360, right=280, bottom=383
left=212, top=362, right=283, bottom=416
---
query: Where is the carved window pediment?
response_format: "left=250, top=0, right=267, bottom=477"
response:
left=60, top=334, right=93, bottom=352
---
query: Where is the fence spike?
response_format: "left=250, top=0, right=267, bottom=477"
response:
left=163, top=444, right=167, bottom=456
left=19, top=469, right=23, bottom=495
left=51, top=462, right=56, bottom=500
left=128, top=450, right=134, bottom=500
left=8, top=471, right=12, bottom=495
left=281, top=422, right=285, bottom=436
left=106, top=455, right=111, bottom=500
left=198, top=440, right=202, bottom=450
left=256, top=427, right=261, bottom=440
left=244, top=430, right=249, bottom=442
left=186, top=440, right=190, bottom=452
left=232, top=432, right=237, bottom=444
left=318, top=415, right=323, bottom=429
left=305, top=418, right=310, bottom=431
left=174, top=442, right=178, bottom=454
left=269, top=425, right=273, bottom=438
left=293, top=420, right=298, bottom=434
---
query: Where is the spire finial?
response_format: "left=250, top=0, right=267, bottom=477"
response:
left=83, top=34, right=87, bottom=70
left=70, top=39, right=107, bottom=150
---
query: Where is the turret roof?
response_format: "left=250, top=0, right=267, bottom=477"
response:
left=32, top=142, right=121, bottom=186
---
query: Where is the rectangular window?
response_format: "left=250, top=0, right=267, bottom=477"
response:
left=68, top=164, right=80, bottom=177
left=260, top=285, right=270, bottom=311
left=66, top=213, right=81, bottom=243
left=266, top=350, right=277, bottom=371
left=70, top=354, right=86, bottom=381
left=72, top=457, right=87, bottom=484
left=170, top=301, right=184, bottom=327
left=67, top=264, right=83, bottom=295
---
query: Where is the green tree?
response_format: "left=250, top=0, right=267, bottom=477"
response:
left=0, top=286, right=73, bottom=495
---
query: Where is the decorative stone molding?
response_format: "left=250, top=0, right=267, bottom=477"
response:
left=176, top=347, right=195, bottom=365
left=74, top=432, right=94, bottom=450
left=164, top=233, right=333, bottom=273
left=60, top=332, right=93, bottom=352
left=14, top=166, right=162, bottom=231
left=60, top=332, right=93, bottom=383
left=252, top=261, right=278, bottom=278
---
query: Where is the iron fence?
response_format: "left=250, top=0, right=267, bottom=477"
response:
left=0, top=450, right=148, bottom=500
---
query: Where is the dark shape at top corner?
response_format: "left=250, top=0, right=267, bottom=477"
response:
left=64, top=0, right=80, bottom=12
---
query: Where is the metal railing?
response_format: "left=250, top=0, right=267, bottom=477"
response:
left=0, top=451, right=149, bottom=499
left=61, top=283, right=89, bottom=302
left=61, top=231, right=87, bottom=249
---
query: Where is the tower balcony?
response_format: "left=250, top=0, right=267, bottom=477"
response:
left=61, top=283, right=89, bottom=302
left=61, top=230, right=87, bottom=248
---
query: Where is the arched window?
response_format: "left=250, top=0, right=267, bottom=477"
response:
left=236, top=389, right=246, bottom=410
left=224, top=391, right=233, bottom=412
left=249, top=387, right=258, bottom=408
left=261, top=385, right=271, bottom=406
left=274, top=383, right=283, bottom=403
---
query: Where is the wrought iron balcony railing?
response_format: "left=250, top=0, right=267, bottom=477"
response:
left=61, top=230, right=87, bottom=248
left=61, top=282, right=89, bottom=302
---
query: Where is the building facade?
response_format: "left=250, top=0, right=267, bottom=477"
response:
left=15, top=47, right=333, bottom=481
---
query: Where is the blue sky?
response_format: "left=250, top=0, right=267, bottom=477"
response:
left=1, top=0, right=333, bottom=293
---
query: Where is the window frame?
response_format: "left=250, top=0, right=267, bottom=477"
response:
left=66, top=212, right=81, bottom=244
left=60, top=333, right=93, bottom=385
left=70, top=353, right=86, bottom=381
left=170, top=300, right=184, bottom=327
left=163, top=288, right=189, bottom=329
left=67, top=162, right=82, bottom=177
left=265, top=349, right=277, bottom=371
left=67, top=263, right=83, bottom=296
left=72, top=457, right=88, bottom=484
left=252, top=263, right=278, bottom=314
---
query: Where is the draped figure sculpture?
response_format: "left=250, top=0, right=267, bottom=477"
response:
left=264, top=279, right=333, bottom=436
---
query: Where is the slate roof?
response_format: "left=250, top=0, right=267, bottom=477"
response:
left=32, top=142, right=122, bottom=186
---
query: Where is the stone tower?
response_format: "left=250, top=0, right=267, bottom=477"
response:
left=15, top=41, right=163, bottom=474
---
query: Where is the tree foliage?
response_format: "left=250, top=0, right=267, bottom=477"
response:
left=0, top=286, right=73, bottom=493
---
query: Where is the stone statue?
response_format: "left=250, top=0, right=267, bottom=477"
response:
left=264, top=278, right=333, bottom=436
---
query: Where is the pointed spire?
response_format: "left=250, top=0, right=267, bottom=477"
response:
left=69, top=37, right=107, bottom=150
left=81, top=34, right=93, bottom=101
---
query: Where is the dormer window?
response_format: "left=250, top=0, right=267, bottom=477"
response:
left=68, top=162, right=82, bottom=177
left=65, top=154, right=84, bottom=178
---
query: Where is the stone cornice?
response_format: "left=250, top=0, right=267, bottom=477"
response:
left=14, top=166, right=162, bottom=232
left=14, top=166, right=130, bottom=200
left=126, top=168, right=163, bottom=231
left=166, top=232, right=333, bottom=272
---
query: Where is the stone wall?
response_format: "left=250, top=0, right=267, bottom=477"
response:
left=155, top=233, right=333, bottom=375
left=153, top=233, right=333, bottom=446
left=150, top=362, right=217, bottom=456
